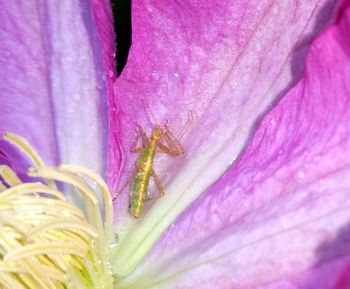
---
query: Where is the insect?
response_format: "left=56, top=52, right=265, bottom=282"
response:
left=127, top=122, right=185, bottom=218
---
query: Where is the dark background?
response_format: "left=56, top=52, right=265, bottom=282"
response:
left=111, top=0, right=132, bottom=75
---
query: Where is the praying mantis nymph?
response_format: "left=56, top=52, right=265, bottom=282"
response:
left=115, top=122, right=185, bottom=219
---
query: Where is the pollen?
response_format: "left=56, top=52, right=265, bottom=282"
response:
left=0, top=133, right=114, bottom=289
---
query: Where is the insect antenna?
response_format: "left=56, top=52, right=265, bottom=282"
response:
left=164, top=110, right=194, bottom=141
left=179, top=110, right=194, bottom=140
left=142, top=98, right=160, bottom=127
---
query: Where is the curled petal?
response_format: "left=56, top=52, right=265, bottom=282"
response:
left=118, top=3, right=350, bottom=288
left=111, top=0, right=340, bottom=278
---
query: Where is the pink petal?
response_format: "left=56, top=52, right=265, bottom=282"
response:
left=118, top=2, right=350, bottom=288
left=111, top=0, right=341, bottom=277
left=0, top=1, right=115, bottom=174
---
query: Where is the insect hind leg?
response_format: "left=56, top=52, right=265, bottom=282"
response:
left=143, top=169, right=165, bottom=201
left=112, top=177, right=133, bottom=201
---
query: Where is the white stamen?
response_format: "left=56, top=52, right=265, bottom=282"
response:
left=0, top=132, right=114, bottom=289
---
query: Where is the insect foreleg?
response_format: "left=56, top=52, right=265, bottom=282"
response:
left=137, top=125, right=151, bottom=147
left=156, top=125, right=185, bottom=156
left=156, top=135, right=184, bottom=156
left=131, top=126, right=149, bottom=153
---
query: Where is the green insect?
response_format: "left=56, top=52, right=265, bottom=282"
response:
left=128, top=123, right=185, bottom=218
left=113, top=105, right=192, bottom=219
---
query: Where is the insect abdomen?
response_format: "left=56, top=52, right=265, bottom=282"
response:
left=130, top=169, right=151, bottom=218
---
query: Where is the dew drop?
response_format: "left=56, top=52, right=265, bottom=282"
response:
left=91, top=239, right=97, bottom=248
left=151, top=71, right=160, bottom=80
left=296, top=170, right=305, bottom=179
left=278, top=149, right=285, bottom=155
left=110, top=233, right=119, bottom=248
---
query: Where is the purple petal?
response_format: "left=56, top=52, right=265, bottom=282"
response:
left=118, top=2, right=350, bottom=288
left=111, top=0, right=340, bottom=277
left=0, top=1, right=114, bottom=174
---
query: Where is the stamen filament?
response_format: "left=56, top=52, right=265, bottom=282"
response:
left=4, top=242, right=86, bottom=262
left=3, top=132, right=46, bottom=168
left=59, top=165, right=113, bottom=248
left=27, top=220, right=98, bottom=240
left=0, top=165, right=21, bottom=186
left=0, top=182, right=66, bottom=201
left=0, top=132, right=114, bottom=289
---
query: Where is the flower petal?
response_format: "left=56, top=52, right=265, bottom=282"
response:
left=116, top=3, right=350, bottom=288
left=111, top=0, right=340, bottom=277
left=0, top=1, right=114, bottom=174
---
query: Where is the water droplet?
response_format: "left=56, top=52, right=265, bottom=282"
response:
left=151, top=71, right=160, bottom=80
left=296, top=170, right=305, bottom=179
left=110, top=233, right=119, bottom=248
left=91, top=239, right=97, bottom=248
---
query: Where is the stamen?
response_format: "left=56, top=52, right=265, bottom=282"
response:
left=0, top=182, right=6, bottom=191
left=3, top=132, right=57, bottom=189
left=59, top=164, right=113, bottom=247
left=0, top=212, right=28, bottom=234
left=0, top=182, right=66, bottom=201
left=0, top=274, right=28, bottom=289
left=27, top=167, right=99, bottom=205
left=0, top=165, right=21, bottom=186
left=0, top=133, right=114, bottom=289
left=3, top=132, right=46, bottom=168
left=27, top=219, right=98, bottom=240
left=4, top=242, right=86, bottom=262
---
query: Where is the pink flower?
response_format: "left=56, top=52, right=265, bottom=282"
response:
left=1, top=1, right=350, bottom=288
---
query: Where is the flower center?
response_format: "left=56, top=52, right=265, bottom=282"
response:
left=0, top=133, right=114, bottom=289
